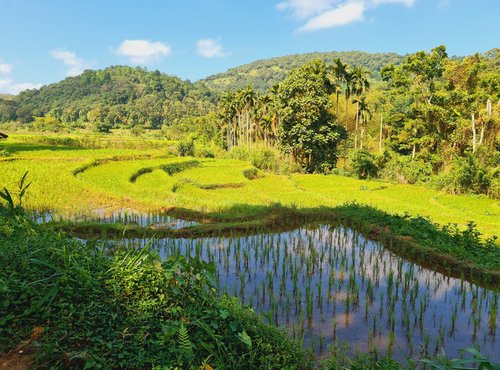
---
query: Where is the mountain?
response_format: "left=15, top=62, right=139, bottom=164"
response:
left=0, top=66, right=216, bottom=128
left=201, top=50, right=405, bottom=93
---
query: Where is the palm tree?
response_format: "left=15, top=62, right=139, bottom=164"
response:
left=239, top=86, right=257, bottom=148
left=219, top=92, right=236, bottom=149
left=351, top=67, right=371, bottom=148
left=330, top=58, right=348, bottom=118
left=344, top=70, right=353, bottom=130
left=354, top=96, right=372, bottom=149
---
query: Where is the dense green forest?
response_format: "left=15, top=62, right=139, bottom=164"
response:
left=0, top=65, right=216, bottom=131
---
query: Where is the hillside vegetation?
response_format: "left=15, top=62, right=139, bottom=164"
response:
left=202, top=50, right=404, bottom=92
left=0, top=65, right=216, bottom=131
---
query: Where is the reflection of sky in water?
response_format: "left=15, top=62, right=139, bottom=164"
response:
left=28, top=208, right=198, bottom=229
left=120, top=225, right=499, bottom=362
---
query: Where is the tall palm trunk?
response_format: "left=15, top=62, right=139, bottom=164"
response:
left=472, top=113, right=476, bottom=153
left=379, top=114, right=383, bottom=153
left=354, top=100, right=359, bottom=149
left=360, top=125, right=364, bottom=150
left=336, top=91, right=340, bottom=118
left=246, top=111, right=249, bottom=149
left=345, top=96, right=349, bottom=130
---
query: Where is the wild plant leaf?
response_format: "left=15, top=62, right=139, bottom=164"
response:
left=237, top=330, right=252, bottom=348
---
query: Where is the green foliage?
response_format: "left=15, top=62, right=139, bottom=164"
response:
left=335, top=203, right=500, bottom=271
left=4, top=66, right=215, bottom=129
left=242, top=166, right=263, bottom=180
left=421, top=347, right=500, bottom=370
left=378, top=152, right=433, bottom=184
left=276, top=60, right=347, bottom=173
left=349, top=149, right=378, bottom=179
left=0, top=171, right=31, bottom=213
left=322, top=341, right=406, bottom=369
left=229, top=146, right=301, bottom=175
left=436, top=154, right=491, bottom=195
left=32, top=115, right=64, bottom=132
left=203, top=50, right=404, bottom=93
left=177, top=140, right=195, bottom=157
left=0, top=208, right=311, bottom=369
left=0, top=148, right=10, bottom=157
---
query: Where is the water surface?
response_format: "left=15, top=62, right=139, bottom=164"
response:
left=120, top=225, right=499, bottom=361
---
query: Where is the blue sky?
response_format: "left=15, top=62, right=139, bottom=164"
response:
left=0, top=0, right=498, bottom=94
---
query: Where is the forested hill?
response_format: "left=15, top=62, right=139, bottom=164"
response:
left=202, top=50, right=405, bottom=93
left=0, top=66, right=216, bottom=129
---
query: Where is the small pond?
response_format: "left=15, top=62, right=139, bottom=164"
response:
left=119, top=224, right=499, bottom=361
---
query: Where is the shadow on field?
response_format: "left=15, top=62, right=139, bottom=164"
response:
left=1, top=142, right=87, bottom=154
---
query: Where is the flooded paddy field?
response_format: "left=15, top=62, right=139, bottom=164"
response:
left=117, top=224, right=499, bottom=361
left=28, top=209, right=199, bottom=229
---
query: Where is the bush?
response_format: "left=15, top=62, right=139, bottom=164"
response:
left=435, top=154, right=491, bottom=195
left=348, top=150, right=378, bottom=179
left=195, top=146, right=216, bottom=158
left=243, top=166, right=264, bottom=180
left=177, top=140, right=195, bottom=157
left=0, top=148, right=11, bottom=157
left=378, top=153, right=432, bottom=184
left=229, top=146, right=301, bottom=175
left=93, top=121, right=113, bottom=133
left=130, top=125, right=145, bottom=137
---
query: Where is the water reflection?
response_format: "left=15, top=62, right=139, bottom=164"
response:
left=28, top=208, right=198, bottom=229
left=120, top=225, right=499, bottom=361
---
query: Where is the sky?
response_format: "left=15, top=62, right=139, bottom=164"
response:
left=0, top=0, right=499, bottom=94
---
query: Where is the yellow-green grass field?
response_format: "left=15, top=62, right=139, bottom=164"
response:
left=1, top=134, right=499, bottom=239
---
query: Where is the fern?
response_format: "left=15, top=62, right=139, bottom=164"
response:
left=178, top=323, right=194, bottom=362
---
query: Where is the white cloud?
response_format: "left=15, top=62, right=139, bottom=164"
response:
left=0, top=61, right=12, bottom=74
left=276, top=0, right=333, bottom=19
left=196, top=38, right=226, bottom=58
left=115, top=39, right=171, bottom=64
left=371, top=0, right=415, bottom=5
left=299, top=2, right=365, bottom=31
left=50, top=49, right=89, bottom=76
left=278, top=0, right=416, bottom=31
left=0, top=78, right=41, bottom=95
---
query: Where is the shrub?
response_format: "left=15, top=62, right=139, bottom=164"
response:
left=435, top=154, right=491, bottom=195
left=130, top=125, right=145, bottom=137
left=379, top=154, right=433, bottom=184
left=243, top=166, right=263, bottom=180
left=177, top=140, right=195, bottom=157
left=229, top=146, right=301, bottom=175
left=349, top=149, right=378, bottom=179
left=196, top=147, right=215, bottom=158
left=0, top=148, right=11, bottom=157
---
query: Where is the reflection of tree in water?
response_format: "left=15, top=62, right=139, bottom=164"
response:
left=119, top=225, right=499, bottom=361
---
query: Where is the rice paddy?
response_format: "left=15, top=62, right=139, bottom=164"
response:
left=1, top=135, right=498, bottom=238
left=1, top=133, right=500, bottom=363
left=112, top=225, right=499, bottom=362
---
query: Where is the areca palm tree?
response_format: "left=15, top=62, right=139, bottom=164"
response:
left=344, top=70, right=353, bottom=130
left=238, top=86, right=257, bottom=148
left=351, top=67, right=371, bottom=148
left=330, top=58, right=348, bottom=118
left=218, top=92, right=236, bottom=149
left=353, top=96, right=372, bottom=149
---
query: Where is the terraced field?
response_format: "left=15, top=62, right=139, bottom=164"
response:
left=1, top=136, right=499, bottom=239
